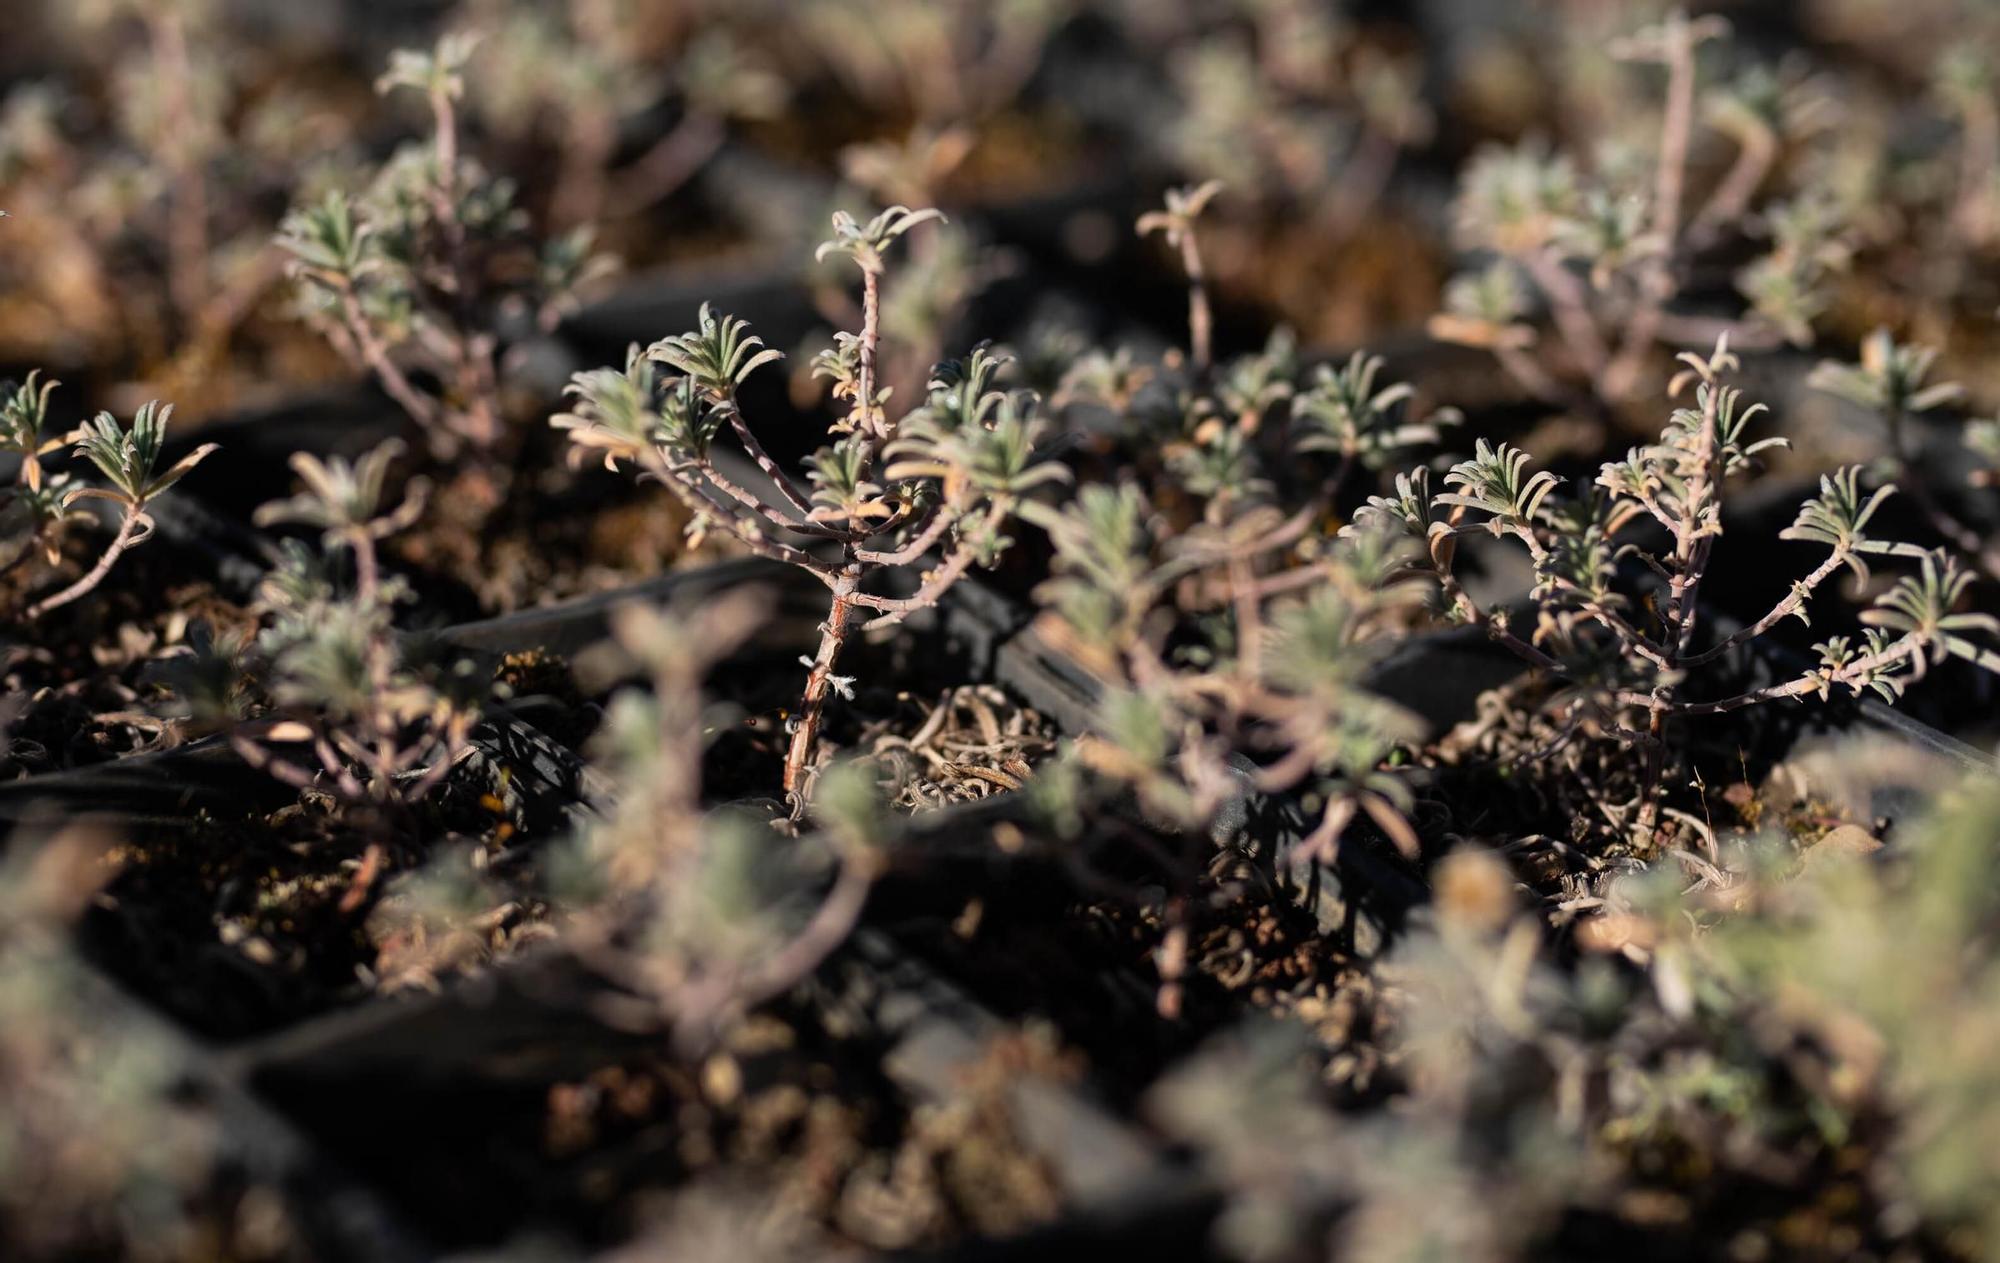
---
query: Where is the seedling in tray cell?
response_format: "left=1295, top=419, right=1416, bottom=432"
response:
left=553, top=592, right=889, bottom=1053
left=1359, top=336, right=2000, bottom=842
left=1430, top=11, right=1854, bottom=410
left=1809, top=327, right=2000, bottom=579
left=278, top=35, right=615, bottom=471
left=0, top=373, right=215, bottom=621
left=179, top=440, right=485, bottom=815
left=556, top=206, right=1068, bottom=809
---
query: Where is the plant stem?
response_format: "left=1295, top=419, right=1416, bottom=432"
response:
left=1526, top=250, right=1610, bottom=380
left=858, top=268, right=885, bottom=444
left=336, top=287, right=443, bottom=435
left=1686, top=125, right=1776, bottom=251
left=717, top=404, right=820, bottom=520
left=1603, top=12, right=1698, bottom=403
left=853, top=504, right=955, bottom=565
left=1682, top=550, right=1844, bottom=666
left=1638, top=376, right=1722, bottom=836
left=1619, top=634, right=1923, bottom=715
left=1181, top=228, right=1213, bottom=374
left=147, top=8, right=210, bottom=331
left=605, top=113, right=726, bottom=219
left=25, top=508, right=143, bottom=620
left=784, top=574, right=856, bottom=802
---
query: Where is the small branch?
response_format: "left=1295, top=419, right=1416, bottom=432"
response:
left=1620, top=634, right=1924, bottom=716
left=335, top=286, right=442, bottom=433
left=848, top=505, right=1007, bottom=630
left=1685, top=126, right=1776, bottom=251
left=853, top=504, right=955, bottom=566
left=655, top=459, right=837, bottom=579
left=25, top=508, right=143, bottom=620
left=1432, top=560, right=1570, bottom=678
left=604, top=113, right=727, bottom=219
left=1681, top=550, right=1844, bottom=667
left=1557, top=585, right=1673, bottom=669
left=1525, top=250, right=1610, bottom=379
left=694, top=455, right=843, bottom=539
left=857, top=268, right=886, bottom=444
left=723, top=406, right=820, bottom=519
left=735, top=848, right=877, bottom=1009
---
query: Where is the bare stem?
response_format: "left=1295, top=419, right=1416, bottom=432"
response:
left=858, top=268, right=885, bottom=444
left=1681, top=550, right=1844, bottom=667
left=147, top=8, right=210, bottom=330
left=723, top=406, right=820, bottom=520
left=695, top=455, right=843, bottom=539
left=853, top=504, right=955, bottom=566
left=1685, top=126, right=1776, bottom=251
left=784, top=576, right=855, bottom=801
left=605, top=113, right=727, bottom=219
left=848, top=503, right=1007, bottom=630
left=1181, top=229, right=1213, bottom=374
left=25, top=508, right=144, bottom=620
left=655, top=457, right=837, bottom=578
left=335, top=287, right=443, bottom=435
left=1525, top=251, right=1611, bottom=381
left=735, top=846, right=877, bottom=1008
left=1620, top=634, right=1923, bottom=715
left=1602, top=15, right=1697, bottom=403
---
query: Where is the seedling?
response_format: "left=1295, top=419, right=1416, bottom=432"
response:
left=556, top=594, right=888, bottom=1052
left=556, top=207, right=1065, bottom=806
left=1431, top=11, right=1851, bottom=408
left=0, top=374, right=215, bottom=620
left=463, top=6, right=785, bottom=227
left=1361, top=337, right=2000, bottom=839
left=1809, top=328, right=2000, bottom=577
left=279, top=36, right=614, bottom=466
left=222, top=441, right=482, bottom=811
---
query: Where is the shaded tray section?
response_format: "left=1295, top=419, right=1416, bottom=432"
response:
left=46, top=949, right=426, bottom=1262
left=216, top=897, right=1187, bottom=1255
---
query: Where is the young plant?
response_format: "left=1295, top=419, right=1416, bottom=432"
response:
left=1430, top=12, right=1851, bottom=409
left=224, top=441, right=482, bottom=812
left=1027, top=219, right=1455, bottom=962
left=555, top=207, right=1065, bottom=806
left=0, top=827, right=244, bottom=1260
left=462, top=2, right=786, bottom=229
left=1359, top=336, right=2000, bottom=840
left=1039, top=486, right=1424, bottom=847
left=278, top=36, right=614, bottom=468
left=1159, top=16, right=1431, bottom=248
left=1079, top=184, right=1456, bottom=534
left=553, top=594, right=889, bottom=1053
left=1809, top=327, right=2000, bottom=577
left=0, top=0, right=338, bottom=400
left=0, top=376, right=215, bottom=620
